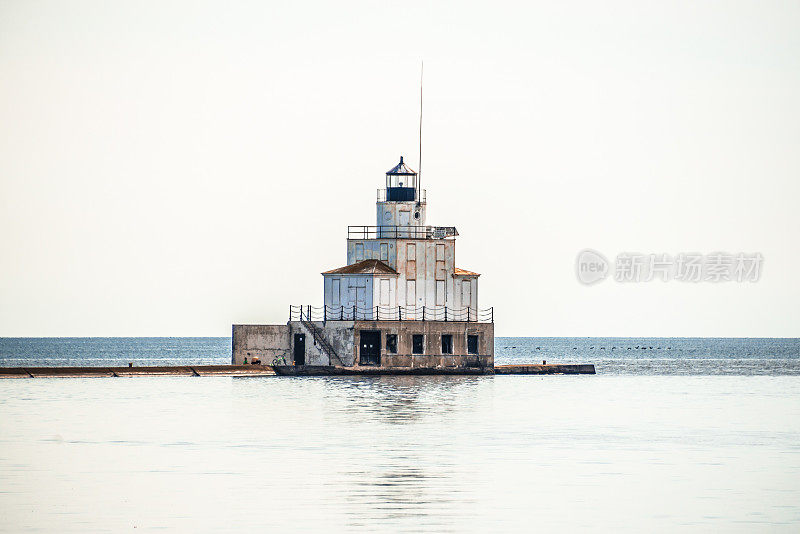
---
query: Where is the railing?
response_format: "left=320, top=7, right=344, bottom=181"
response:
left=377, top=189, right=426, bottom=202
left=347, top=225, right=458, bottom=240
left=289, top=305, right=493, bottom=323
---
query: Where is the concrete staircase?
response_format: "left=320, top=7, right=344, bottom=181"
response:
left=298, top=315, right=344, bottom=366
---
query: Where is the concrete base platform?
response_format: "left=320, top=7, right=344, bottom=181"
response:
left=113, top=366, right=197, bottom=377
left=272, top=365, right=489, bottom=376
left=0, top=364, right=594, bottom=378
left=0, top=365, right=277, bottom=378
left=494, top=364, right=596, bottom=375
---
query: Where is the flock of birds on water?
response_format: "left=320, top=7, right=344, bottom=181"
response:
left=503, top=346, right=676, bottom=350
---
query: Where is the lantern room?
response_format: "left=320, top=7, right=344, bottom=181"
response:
left=385, top=156, right=418, bottom=201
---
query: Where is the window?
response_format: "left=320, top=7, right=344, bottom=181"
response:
left=435, top=261, right=446, bottom=280
left=412, top=334, right=424, bottom=354
left=380, top=243, right=389, bottom=261
left=406, top=280, right=416, bottom=304
left=379, top=278, right=390, bottom=305
left=332, top=279, right=341, bottom=306
left=355, top=242, right=364, bottom=261
left=436, top=243, right=445, bottom=261
left=436, top=280, right=445, bottom=305
left=435, top=245, right=446, bottom=280
left=386, top=334, right=397, bottom=354
left=462, top=280, right=472, bottom=308
left=467, top=335, right=478, bottom=354
left=407, top=243, right=416, bottom=260
left=441, top=334, right=453, bottom=354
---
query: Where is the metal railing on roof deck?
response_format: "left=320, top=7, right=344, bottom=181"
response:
left=377, top=189, right=426, bottom=202
left=289, top=305, right=493, bottom=323
left=348, top=225, right=458, bottom=240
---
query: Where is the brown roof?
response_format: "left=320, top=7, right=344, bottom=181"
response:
left=454, top=267, right=480, bottom=276
left=322, top=259, right=399, bottom=275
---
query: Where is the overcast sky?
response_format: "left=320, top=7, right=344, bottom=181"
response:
left=1, top=0, right=798, bottom=337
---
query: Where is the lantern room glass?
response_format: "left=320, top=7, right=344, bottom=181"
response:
left=386, top=174, right=417, bottom=189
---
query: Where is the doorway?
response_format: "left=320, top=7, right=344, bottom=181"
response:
left=359, top=330, right=381, bottom=366
left=294, top=333, right=305, bottom=365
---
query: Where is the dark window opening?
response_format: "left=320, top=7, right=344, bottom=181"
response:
left=467, top=335, right=479, bottom=355
left=441, top=334, right=453, bottom=354
left=412, top=335, right=424, bottom=354
left=386, top=334, right=397, bottom=354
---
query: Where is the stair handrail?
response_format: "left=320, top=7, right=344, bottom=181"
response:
left=299, top=308, right=343, bottom=366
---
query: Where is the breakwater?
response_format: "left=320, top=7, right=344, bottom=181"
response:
left=0, top=364, right=595, bottom=378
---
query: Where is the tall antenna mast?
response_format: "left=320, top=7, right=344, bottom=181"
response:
left=418, top=60, right=423, bottom=202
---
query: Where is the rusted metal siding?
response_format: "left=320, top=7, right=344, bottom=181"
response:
left=330, top=161, right=478, bottom=318
left=323, top=274, right=375, bottom=312
left=346, top=239, right=398, bottom=270
left=373, top=276, right=397, bottom=308
left=376, top=201, right=426, bottom=231
left=453, top=275, right=479, bottom=315
left=342, top=237, right=465, bottom=311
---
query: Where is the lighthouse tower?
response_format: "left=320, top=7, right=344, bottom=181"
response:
left=376, top=156, right=426, bottom=235
left=323, top=156, right=475, bottom=319
left=233, top=155, right=493, bottom=371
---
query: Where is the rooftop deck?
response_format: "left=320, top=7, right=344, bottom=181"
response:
left=290, top=305, right=493, bottom=322
left=347, top=225, right=458, bottom=240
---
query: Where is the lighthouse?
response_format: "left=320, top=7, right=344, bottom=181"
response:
left=232, top=156, right=494, bottom=372
left=325, top=156, right=470, bottom=318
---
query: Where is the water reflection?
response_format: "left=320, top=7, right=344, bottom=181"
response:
left=323, top=376, right=485, bottom=424
left=316, top=377, right=486, bottom=528
left=2, top=375, right=799, bottom=531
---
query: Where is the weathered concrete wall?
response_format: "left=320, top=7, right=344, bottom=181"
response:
left=232, top=320, right=492, bottom=371
left=288, top=321, right=355, bottom=366
left=351, top=320, right=494, bottom=370
left=232, top=324, right=290, bottom=365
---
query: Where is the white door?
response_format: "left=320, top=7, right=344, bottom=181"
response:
left=398, top=210, right=411, bottom=237
left=399, top=210, right=410, bottom=226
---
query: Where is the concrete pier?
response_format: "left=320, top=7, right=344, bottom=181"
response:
left=494, top=364, right=596, bottom=375
left=0, top=365, right=277, bottom=379
left=0, top=364, right=594, bottom=378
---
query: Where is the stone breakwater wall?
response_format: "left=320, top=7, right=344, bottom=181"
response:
left=0, top=364, right=595, bottom=378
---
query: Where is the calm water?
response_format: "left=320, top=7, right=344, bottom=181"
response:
left=2, top=337, right=799, bottom=375
left=1, top=338, right=799, bottom=532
